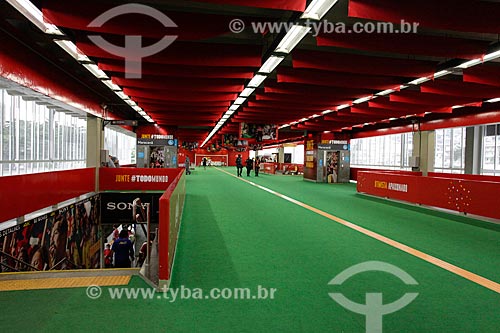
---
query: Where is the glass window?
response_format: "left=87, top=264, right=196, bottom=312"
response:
left=351, top=132, right=413, bottom=170
left=104, top=126, right=136, bottom=166
left=481, top=123, right=500, bottom=175
left=0, top=88, right=87, bottom=176
left=434, top=127, right=466, bottom=173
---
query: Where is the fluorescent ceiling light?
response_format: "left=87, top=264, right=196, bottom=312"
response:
left=240, top=88, right=255, bottom=97
left=115, top=91, right=129, bottom=100
left=138, top=111, right=147, bottom=116
left=483, top=49, right=500, bottom=62
left=353, top=96, right=373, bottom=104
left=434, top=70, right=452, bottom=79
left=456, top=58, right=482, bottom=69
left=275, top=25, right=311, bottom=54
left=485, top=97, right=500, bottom=103
left=54, top=40, right=90, bottom=62
left=310, top=114, right=320, bottom=118
left=259, top=56, right=285, bottom=74
left=301, top=0, right=339, bottom=20
left=222, top=115, right=230, bottom=119
left=248, top=75, right=267, bottom=88
left=300, top=118, right=308, bottom=122
left=229, top=104, right=240, bottom=111
left=323, top=131, right=331, bottom=133
left=280, top=124, right=290, bottom=129
left=7, top=0, right=64, bottom=35
left=125, top=99, right=137, bottom=106
left=225, top=110, right=235, bottom=115
left=234, top=97, right=246, bottom=105
left=322, top=110, right=334, bottom=114
left=83, top=63, right=108, bottom=79
left=376, top=89, right=396, bottom=96
left=389, top=118, right=398, bottom=121
left=336, top=104, right=350, bottom=110
left=408, top=77, right=431, bottom=85
left=452, top=105, right=464, bottom=109
left=103, top=80, right=121, bottom=91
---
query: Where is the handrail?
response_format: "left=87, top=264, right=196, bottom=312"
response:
left=0, top=250, right=40, bottom=271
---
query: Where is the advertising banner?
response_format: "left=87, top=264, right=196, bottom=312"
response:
left=357, top=171, right=500, bottom=219
left=99, top=167, right=182, bottom=191
left=239, top=123, right=278, bottom=141
left=0, top=195, right=100, bottom=272
left=100, top=192, right=162, bottom=224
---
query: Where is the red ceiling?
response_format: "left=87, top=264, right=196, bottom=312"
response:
left=3, top=0, right=500, bottom=143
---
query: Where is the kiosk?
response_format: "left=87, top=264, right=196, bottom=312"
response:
left=317, top=142, right=350, bottom=183
left=136, top=135, right=178, bottom=168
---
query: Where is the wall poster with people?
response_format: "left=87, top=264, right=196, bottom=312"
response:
left=239, top=123, right=278, bottom=142
left=0, top=195, right=101, bottom=272
left=326, top=151, right=339, bottom=183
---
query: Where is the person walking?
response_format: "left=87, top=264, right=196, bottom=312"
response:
left=202, top=157, right=207, bottom=170
left=236, top=154, right=243, bottom=177
left=255, top=157, right=261, bottom=177
left=185, top=156, right=191, bottom=175
left=245, top=157, right=254, bottom=176
left=107, top=229, right=134, bottom=268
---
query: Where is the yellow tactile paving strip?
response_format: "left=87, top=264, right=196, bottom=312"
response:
left=0, top=275, right=131, bottom=292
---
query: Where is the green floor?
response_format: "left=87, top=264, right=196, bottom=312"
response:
left=1, top=167, right=499, bottom=332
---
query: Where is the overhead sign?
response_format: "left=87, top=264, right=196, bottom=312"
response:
left=111, top=120, right=138, bottom=126
left=318, top=143, right=350, bottom=150
left=137, top=138, right=177, bottom=146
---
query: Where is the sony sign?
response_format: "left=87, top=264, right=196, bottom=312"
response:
left=100, top=192, right=162, bottom=224
left=106, top=202, right=149, bottom=211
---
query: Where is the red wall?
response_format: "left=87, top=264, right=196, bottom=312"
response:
left=99, top=167, right=182, bottom=191
left=158, top=169, right=185, bottom=283
left=0, top=168, right=95, bottom=223
left=351, top=167, right=422, bottom=181
left=357, top=171, right=500, bottom=219
left=428, top=172, right=500, bottom=182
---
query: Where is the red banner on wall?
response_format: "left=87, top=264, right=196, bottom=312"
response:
left=0, top=168, right=95, bottom=223
left=99, top=168, right=182, bottom=191
left=357, top=171, right=500, bottom=219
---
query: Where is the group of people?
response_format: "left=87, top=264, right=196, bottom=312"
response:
left=235, top=154, right=261, bottom=177
left=104, top=224, right=154, bottom=269
left=104, top=224, right=135, bottom=268
left=0, top=199, right=100, bottom=272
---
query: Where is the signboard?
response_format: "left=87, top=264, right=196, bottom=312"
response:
left=137, top=138, right=177, bottom=146
left=240, top=123, right=278, bottom=142
left=99, top=168, right=183, bottom=191
left=318, top=143, right=350, bottom=150
left=0, top=195, right=100, bottom=272
left=100, top=192, right=162, bottom=224
left=110, top=120, right=138, bottom=126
